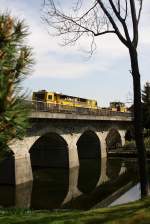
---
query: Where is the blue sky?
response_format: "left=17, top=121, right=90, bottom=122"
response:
left=1, top=0, right=150, bottom=106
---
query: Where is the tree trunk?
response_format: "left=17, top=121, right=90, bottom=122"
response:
left=129, top=47, right=149, bottom=197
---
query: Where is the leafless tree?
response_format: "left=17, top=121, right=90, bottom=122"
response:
left=42, top=0, right=149, bottom=197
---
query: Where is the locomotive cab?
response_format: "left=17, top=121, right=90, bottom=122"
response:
left=110, top=102, right=127, bottom=112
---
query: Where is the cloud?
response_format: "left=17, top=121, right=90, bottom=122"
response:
left=1, top=0, right=150, bottom=85
left=2, top=0, right=149, bottom=107
left=1, top=0, right=130, bottom=79
left=34, top=57, right=91, bottom=79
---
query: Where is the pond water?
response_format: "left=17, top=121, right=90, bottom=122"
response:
left=0, top=157, right=143, bottom=210
left=109, top=183, right=140, bottom=207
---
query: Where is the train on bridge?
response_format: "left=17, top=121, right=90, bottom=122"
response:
left=32, top=90, right=128, bottom=113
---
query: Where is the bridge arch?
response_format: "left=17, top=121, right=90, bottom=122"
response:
left=29, top=132, right=69, bottom=168
left=106, top=128, right=122, bottom=151
left=77, top=129, right=101, bottom=193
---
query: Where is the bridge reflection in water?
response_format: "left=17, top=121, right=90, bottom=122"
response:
left=0, top=155, right=139, bottom=209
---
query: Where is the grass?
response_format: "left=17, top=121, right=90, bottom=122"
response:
left=1, top=197, right=150, bottom=224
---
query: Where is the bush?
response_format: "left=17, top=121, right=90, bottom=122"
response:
left=123, top=140, right=136, bottom=150
left=145, top=137, right=150, bottom=150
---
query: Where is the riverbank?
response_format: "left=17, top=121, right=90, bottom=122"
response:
left=0, top=197, right=150, bottom=224
left=108, top=148, right=150, bottom=158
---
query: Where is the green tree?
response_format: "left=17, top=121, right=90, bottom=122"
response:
left=43, top=0, right=149, bottom=197
left=0, top=13, right=33, bottom=152
left=142, top=82, right=150, bottom=129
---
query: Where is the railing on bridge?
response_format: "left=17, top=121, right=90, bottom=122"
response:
left=25, top=100, right=133, bottom=117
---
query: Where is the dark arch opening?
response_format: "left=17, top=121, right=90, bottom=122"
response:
left=77, top=130, right=101, bottom=159
left=29, top=132, right=69, bottom=168
left=106, top=129, right=122, bottom=151
left=125, top=128, right=135, bottom=141
left=124, top=128, right=136, bottom=150
left=77, top=130, right=101, bottom=193
left=29, top=133, right=69, bottom=209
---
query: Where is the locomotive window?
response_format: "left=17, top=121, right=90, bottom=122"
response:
left=34, top=93, right=45, bottom=101
left=48, top=95, right=52, bottom=100
left=60, top=95, right=75, bottom=101
left=60, top=95, right=66, bottom=99
left=78, top=98, right=87, bottom=102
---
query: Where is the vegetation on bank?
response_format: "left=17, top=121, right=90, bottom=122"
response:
left=124, top=129, right=150, bottom=150
left=124, top=137, right=150, bottom=150
left=1, top=197, right=150, bottom=224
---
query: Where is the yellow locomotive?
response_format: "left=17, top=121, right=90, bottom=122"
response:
left=32, top=90, right=128, bottom=112
left=109, top=102, right=127, bottom=112
left=32, top=90, right=98, bottom=109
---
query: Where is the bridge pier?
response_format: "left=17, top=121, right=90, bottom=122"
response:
left=9, top=140, right=33, bottom=185
left=63, top=134, right=80, bottom=168
left=118, top=130, right=126, bottom=146
left=14, top=153, right=33, bottom=185
left=96, top=131, right=108, bottom=158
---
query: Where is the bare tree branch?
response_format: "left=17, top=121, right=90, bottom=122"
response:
left=96, top=0, right=128, bottom=47
left=137, top=0, right=143, bottom=23
left=117, top=0, right=121, bottom=14
left=124, top=0, right=128, bottom=21
left=109, top=0, right=123, bottom=22
left=43, top=0, right=143, bottom=50
left=108, top=0, right=131, bottom=44
left=129, top=0, right=138, bottom=47
left=42, top=0, right=117, bottom=51
left=78, top=1, right=98, bottom=20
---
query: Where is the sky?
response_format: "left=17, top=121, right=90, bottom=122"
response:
left=1, top=0, right=150, bottom=106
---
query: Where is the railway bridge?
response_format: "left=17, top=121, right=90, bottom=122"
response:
left=5, top=103, right=133, bottom=185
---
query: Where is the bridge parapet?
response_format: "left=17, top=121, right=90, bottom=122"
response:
left=25, top=100, right=133, bottom=119
left=29, top=111, right=133, bottom=122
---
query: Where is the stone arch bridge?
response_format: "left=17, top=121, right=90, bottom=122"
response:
left=8, top=111, right=133, bottom=185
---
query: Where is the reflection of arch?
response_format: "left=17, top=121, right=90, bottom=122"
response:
left=106, top=129, right=122, bottom=151
left=106, top=158, right=122, bottom=179
left=29, top=132, right=69, bottom=168
left=77, top=130, right=101, bottom=193
left=62, top=166, right=82, bottom=206
left=31, top=168, right=69, bottom=209
left=0, top=149, right=15, bottom=185
left=96, top=157, right=109, bottom=187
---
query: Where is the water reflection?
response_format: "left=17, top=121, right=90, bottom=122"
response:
left=15, top=182, right=32, bottom=208
left=109, top=183, right=140, bottom=207
left=62, top=167, right=82, bottom=205
left=31, top=168, right=69, bottom=209
left=77, top=159, right=100, bottom=194
left=0, top=157, right=139, bottom=209
left=0, top=185, right=14, bottom=207
left=0, top=182, right=32, bottom=208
